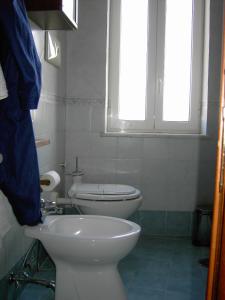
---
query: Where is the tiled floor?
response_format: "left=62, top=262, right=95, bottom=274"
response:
left=119, top=236, right=208, bottom=300
left=18, top=236, right=209, bottom=300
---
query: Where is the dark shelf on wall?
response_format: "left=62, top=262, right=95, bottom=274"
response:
left=24, top=0, right=78, bottom=30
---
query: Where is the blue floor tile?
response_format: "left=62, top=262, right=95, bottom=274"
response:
left=165, top=212, right=192, bottom=236
left=127, top=287, right=165, bottom=300
left=120, top=236, right=207, bottom=300
left=139, top=212, right=166, bottom=236
left=165, top=290, right=202, bottom=300
left=18, top=284, right=54, bottom=300
left=166, top=276, right=206, bottom=295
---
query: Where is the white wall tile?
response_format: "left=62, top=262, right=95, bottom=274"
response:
left=66, top=103, right=92, bottom=133
left=90, top=134, right=117, bottom=158
left=167, top=139, right=200, bottom=161
left=79, top=158, right=116, bottom=184
left=66, top=0, right=107, bottom=99
left=168, top=184, right=198, bottom=211
left=90, top=102, right=105, bottom=132
left=141, top=159, right=170, bottom=185
left=115, top=159, right=142, bottom=188
left=143, top=138, right=169, bottom=160
left=65, top=132, right=93, bottom=161
left=117, top=138, right=143, bottom=159
left=166, top=160, right=198, bottom=187
left=140, top=182, right=170, bottom=211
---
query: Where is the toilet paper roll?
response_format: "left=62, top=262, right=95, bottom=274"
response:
left=40, top=171, right=61, bottom=192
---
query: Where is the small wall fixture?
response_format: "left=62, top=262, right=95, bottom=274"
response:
left=45, top=31, right=61, bottom=68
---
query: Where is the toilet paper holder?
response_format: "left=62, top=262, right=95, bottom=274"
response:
left=40, top=171, right=61, bottom=192
left=40, top=179, right=51, bottom=186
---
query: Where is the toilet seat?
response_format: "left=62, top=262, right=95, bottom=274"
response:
left=75, top=184, right=141, bottom=201
left=69, top=183, right=143, bottom=218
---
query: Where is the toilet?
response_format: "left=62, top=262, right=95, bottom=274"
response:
left=68, top=183, right=143, bottom=219
left=25, top=215, right=141, bottom=300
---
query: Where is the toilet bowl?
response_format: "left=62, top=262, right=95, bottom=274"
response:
left=68, top=183, right=143, bottom=219
left=25, top=215, right=141, bottom=300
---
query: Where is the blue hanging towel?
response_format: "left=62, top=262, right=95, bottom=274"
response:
left=0, top=0, right=42, bottom=225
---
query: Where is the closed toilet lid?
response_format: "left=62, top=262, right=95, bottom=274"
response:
left=75, top=184, right=141, bottom=201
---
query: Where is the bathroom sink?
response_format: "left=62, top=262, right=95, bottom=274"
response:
left=25, top=215, right=141, bottom=300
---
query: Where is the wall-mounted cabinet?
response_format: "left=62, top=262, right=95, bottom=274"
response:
left=25, top=0, right=78, bottom=30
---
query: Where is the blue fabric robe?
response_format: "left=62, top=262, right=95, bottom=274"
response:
left=0, top=0, right=42, bottom=225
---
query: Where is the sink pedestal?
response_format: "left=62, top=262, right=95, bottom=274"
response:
left=55, top=263, right=126, bottom=300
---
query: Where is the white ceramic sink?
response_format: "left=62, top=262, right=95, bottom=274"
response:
left=25, top=215, right=141, bottom=300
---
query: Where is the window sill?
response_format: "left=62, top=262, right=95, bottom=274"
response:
left=101, top=132, right=210, bottom=139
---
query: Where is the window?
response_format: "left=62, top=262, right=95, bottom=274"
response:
left=106, top=0, right=206, bottom=134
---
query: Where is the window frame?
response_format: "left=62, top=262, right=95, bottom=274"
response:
left=106, top=0, right=206, bottom=134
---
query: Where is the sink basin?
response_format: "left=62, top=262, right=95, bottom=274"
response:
left=25, top=215, right=141, bottom=300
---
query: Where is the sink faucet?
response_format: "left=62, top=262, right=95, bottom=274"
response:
left=40, top=198, right=63, bottom=216
left=9, top=271, right=55, bottom=291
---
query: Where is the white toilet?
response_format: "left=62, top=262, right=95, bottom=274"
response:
left=68, top=183, right=143, bottom=219
left=25, top=215, right=141, bottom=300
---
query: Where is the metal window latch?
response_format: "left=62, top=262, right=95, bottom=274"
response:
left=157, top=78, right=163, bottom=95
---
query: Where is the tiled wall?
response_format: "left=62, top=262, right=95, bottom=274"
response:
left=0, top=24, right=67, bottom=280
left=130, top=211, right=195, bottom=238
left=65, top=100, right=218, bottom=211
left=32, top=25, right=67, bottom=185
left=65, top=0, right=223, bottom=212
left=34, top=94, right=66, bottom=195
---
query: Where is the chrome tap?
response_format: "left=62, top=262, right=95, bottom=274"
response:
left=8, top=271, right=55, bottom=290
left=40, top=198, right=63, bottom=216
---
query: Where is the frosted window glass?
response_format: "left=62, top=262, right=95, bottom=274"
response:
left=163, top=0, right=193, bottom=121
left=118, top=0, right=148, bottom=121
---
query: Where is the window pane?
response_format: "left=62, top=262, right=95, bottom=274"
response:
left=118, top=0, right=148, bottom=121
left=163, top=0, right=193, bottom=122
